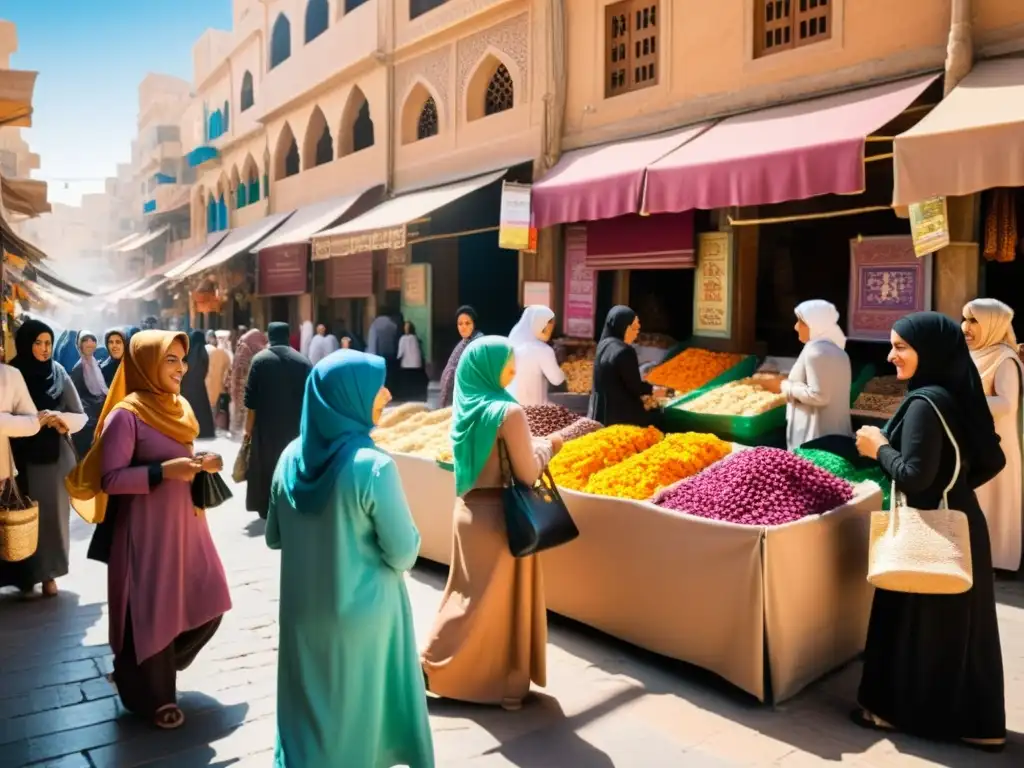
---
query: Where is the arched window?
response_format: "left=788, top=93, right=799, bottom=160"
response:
left=284, top=139, right=300, bottom=178
left=417, top=97, right=438, bottom=140
left=353, top=100, right=374, bottom=152
left=315, top=124, right=333, bottom=166
left=345, top=0, right=370, bottom=11
left=240, top=71, right=254, bottom=112
left=223, top=100, right=230, bottom=132
left=305, top=0, right=329, bottom=43
left=270, top=14, right=292, bottom=69
left=236, top=183, right=247, bottom=209
left=217, top=195, right=228, bottom=231
left=484, top=64, right=514, bottom=116
left=207, top=198, right=217, bottom=233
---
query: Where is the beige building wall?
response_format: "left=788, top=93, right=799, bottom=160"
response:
left=563, top=0, right=1024, bottom=148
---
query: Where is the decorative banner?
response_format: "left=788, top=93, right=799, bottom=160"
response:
left=523, top=281, right=551, bottom=308
left=848, top=235, right=933, bottom=342
left=316, top=227, right=407, bottom=260
left=908, top=196, right=950, bottom=257
left=692, top=232, right=732, bottom=338
left=562, top=226, right=597, bottom=339
left=257, top=244, right=309, bottom=296
left=403, top=264, right=428, bottom=307
left=499, top=181, right=532, bottom=251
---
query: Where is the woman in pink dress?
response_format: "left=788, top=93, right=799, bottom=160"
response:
left=66, top=330, right=232, bottom=729
left=230, top=328, right=267, bottom=437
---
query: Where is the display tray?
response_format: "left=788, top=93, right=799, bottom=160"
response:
left=389, top=451, right=878, bottom=704
left=663, top=387, right=785, bottom=444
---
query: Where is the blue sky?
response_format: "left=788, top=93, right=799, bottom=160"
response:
left=3, top=0, right=232, bottom=205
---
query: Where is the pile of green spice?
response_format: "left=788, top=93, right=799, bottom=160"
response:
left=793, top=448, right=890, bottom=508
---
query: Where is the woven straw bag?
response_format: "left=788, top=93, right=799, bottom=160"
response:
left=0, top=473, right=39, bottom=563
left=868, top=397, right=972, bottom=594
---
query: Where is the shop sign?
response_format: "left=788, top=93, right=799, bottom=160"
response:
left=523, top=281, right=551, bottom=308
left=386, top=247, right=407, bottom=291
left=325, top=251, right=373, bottom=299
left=908, top=196, right=950, bottom=257
left=499, top=182, right=534, bottom=251
left=848, top=235, right=932, bottom=342
left=257, top=244, right=309, bottom=296
left=320, top=226, right=408, bottom=259
left=562, top=226, right=596, bottom=339
left=403, top=264, right=428, bottom=307
left=693, top=232, right=732, bottom=338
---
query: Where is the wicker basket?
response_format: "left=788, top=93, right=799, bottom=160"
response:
left=0, top=503, right=39, bottom=562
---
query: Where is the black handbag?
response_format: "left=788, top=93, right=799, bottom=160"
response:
left=498, top=440, right=579, bottom=558
left=191, top=471, right=233, bottom=510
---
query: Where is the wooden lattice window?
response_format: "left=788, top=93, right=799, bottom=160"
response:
left=417, top=97, right=439, bottom=140
left=755, top=0, right=832, bottom=59
left=484, top=64, right=514, bottom=116
left=604, top=1, right=659, bottom=99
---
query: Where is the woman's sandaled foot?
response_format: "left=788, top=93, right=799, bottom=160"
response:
left=153, top=704, right=185, bottom=730
left=962, top=737, right=1005, bottom=753
left=849, top=708, right=893, bottom=732
left=42, top=580, right=57, bottom=597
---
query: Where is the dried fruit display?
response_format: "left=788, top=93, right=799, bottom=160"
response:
left=681, top=378, right=786, bottom=417
left=794, top=448, right=891, bottom=508
left=561, top=359, right=594, bottom=394
left=524, top=404, right=580, bottom=437
left=548, top=424, right=664, bottom=491
left=654, top=447, right=854, bottom=526
left=634, top=332, right=675, bottom=349
left=645, top=348, right=746, bottom=393
left=371, top=407, right=452, bottom=444
left=642, top=394, right=672, bottom=411
left=862, top=376, right=906, bottom=397
left=372, top=408, right=453, bottom=458
left=377, top=402, right=429, bottom=429
left=584, top=432, right=731, bottom=500
left=552, top=417, right=603, bottom=443
left=852, top=392, right=903, bottom=416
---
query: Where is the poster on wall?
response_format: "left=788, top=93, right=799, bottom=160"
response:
left=847, top=235, right=932, bottom=342
left=403, top=264, right=428, bottom=307
left=908, top=196, right=950, bottom=257
left=498, top=182, right=534, bottom=251
left=692, top=232, right=732, bottom=338
left=523, top=281, right=551, bottom=308
left=256, top=244, right=309, bottom=296
left=562, top=225, right=596, bottom=339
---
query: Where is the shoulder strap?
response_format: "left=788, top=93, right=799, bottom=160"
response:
left=907, top=394, right=962, bottom=504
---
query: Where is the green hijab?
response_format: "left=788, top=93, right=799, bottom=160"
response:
left=451, top=335, right=518, bottom=495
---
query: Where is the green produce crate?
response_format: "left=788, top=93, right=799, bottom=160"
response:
left=435, top=458, right=454, bottom=473
left=663, top=381, right=786, bottom=444
left=659, top=354, right=759, bottom=405
left=850, top=363, right=876, bottom=407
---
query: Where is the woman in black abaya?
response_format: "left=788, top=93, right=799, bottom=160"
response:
left=587, top=306, right=665, bottom=428
left=181, top=329, right=216, bottom=439
left=854, top=312, right=1006, bottom=751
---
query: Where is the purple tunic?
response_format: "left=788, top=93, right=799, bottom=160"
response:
left=101, top=409, right=232, bottom=663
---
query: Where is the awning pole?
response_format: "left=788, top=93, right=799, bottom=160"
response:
left=728, top=206, right=892, bottom=227
left=406, top=225, right=500, bottom=246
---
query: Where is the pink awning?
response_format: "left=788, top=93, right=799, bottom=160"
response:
left=643, top=74, right=939, bottom=215
left=532, top=123, right=712, bottom=228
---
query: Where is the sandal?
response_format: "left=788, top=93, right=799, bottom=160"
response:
left=153, top=704, right=185, bottom=730
left=42, top=580, right=57, bottom=598
left=849, top=708, right=894, bottom=732
left=962, top=738, right=1005, bottom=753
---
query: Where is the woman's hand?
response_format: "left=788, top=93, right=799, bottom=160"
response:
left=162, top=457, right=202, bottom=482
left=855, top=426, right=888, bottom=459
left=549, top=433, right=564, bottom=455
left=198, top=453, right=223, bottom=473
left=758, top=376, right=783, bottom=395
left=38, top=410, right=59, bottom=428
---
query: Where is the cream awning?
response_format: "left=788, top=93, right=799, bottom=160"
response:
left=1, top=177, right=49, bottom=217
left=313, top=170, right=506, bottom=259
left=118, top=225, right=169, bottom=253
left=893, top=58, right=1024, bottom=206
left=177, top=212, right=292, bottom=278
left=253, top=192, right=367, bottom=252
left=0, top=69, right=37, bottom=128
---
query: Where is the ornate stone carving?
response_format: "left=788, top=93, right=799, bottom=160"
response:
left=396, top=46, right=452, bottom=124
left=456, top=13, right=529, bottom=97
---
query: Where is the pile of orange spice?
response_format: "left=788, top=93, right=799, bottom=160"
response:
left=645, top=348, right=745, bottom=393
left=584, top=432, right=731, bottom=500
left=548, top=424, right=664, bottom=491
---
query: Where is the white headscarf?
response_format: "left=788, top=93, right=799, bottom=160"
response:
left=299, top=320, right=314, bottom=358
left=964, top=298, right=1021, bottom=390
left=508, top=306, right=555, bottom=349
left=794, top=300, right=846, bottom=350
left=78, top=330, right=108, bottom=397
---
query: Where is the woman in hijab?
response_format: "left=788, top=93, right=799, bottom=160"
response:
left=963, top=298, right=1024, bottom=573
left=763, top=300, right=852, bottom=449
left=180, top=330, right=215, bottom=439
left=53, top=329, right=80, bottom=374
left=506, top=305, right=565, bottom=406
left=66, top=331, right=231, bottom=729
left=229, top=328, right=268, bottom=437
left=245, top=323, right=312, bottom=520
left=99, top=329, right=127, bottom=387
left=422, top=337, right=562, bottom=710
left=266, top=350, right=433, bottom=767
left=69, top=331, right=109, bottom=457
left=438, top=306, right=483, bottom=408
left=0, top=319, right=87, bottom=597
left=588, top=306, right=663, bottom=427
left=854, top=312, right=1006, bottom=751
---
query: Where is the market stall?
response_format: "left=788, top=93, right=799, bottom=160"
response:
left=378, top=405, right=880, bottom=704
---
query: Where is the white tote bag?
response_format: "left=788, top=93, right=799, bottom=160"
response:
left=867, top=396, right=974, bottom=595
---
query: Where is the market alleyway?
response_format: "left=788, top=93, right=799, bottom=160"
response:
left=1, top=437, right=1023, bottom=768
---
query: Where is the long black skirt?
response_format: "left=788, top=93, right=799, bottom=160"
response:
left=857, top=496, right=1005, bottom=741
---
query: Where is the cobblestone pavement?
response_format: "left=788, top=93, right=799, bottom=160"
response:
left=1, top=436, right=1023, bottom=767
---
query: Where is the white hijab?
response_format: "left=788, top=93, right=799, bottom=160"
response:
left=964, top=298, right=1021, bottom=390
left=794, top=300, right=846, bottom=350
left=299, top=321, right=314, bottom=358
left=78, top=330, right=108, bottom=397
left=508, top=306, right=555, bottom=349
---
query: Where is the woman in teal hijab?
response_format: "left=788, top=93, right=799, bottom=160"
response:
left=267, top=350, right=434, bottom=768
left=422, top=336, right=562, bottom=709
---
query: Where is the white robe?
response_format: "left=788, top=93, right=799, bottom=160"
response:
left=0, top=364, right=40, bottom=480
left=507, top=341, right=565, bottom=406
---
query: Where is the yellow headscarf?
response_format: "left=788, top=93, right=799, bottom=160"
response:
left=66, top=330, right=200, bottom=523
